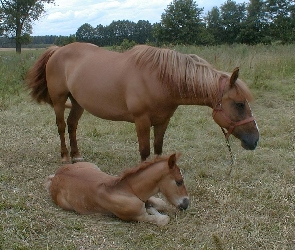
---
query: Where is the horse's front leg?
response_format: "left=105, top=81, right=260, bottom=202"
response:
left=153, top=119, right=170, bottom=156
left=134, top=116, right=151, bottom=161
left=67, top=98, right=84, bottom=162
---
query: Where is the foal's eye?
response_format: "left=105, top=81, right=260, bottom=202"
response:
left=235, top=102, right=245, bottom=109
left=176, top=180, right=183, bottom=186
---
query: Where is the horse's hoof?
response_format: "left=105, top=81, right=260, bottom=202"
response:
left=61, top=156, right=71, bottom=164
left=61, top=160, right=71, bottom=165
left=72, top=157, right=85, bottom=163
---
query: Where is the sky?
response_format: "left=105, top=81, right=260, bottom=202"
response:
left=32, top=0, right=247, bottom=36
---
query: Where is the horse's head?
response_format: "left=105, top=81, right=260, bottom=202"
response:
left=159, top=153, right=189, bottom=210
left=213, top=68, right=259, bottom=150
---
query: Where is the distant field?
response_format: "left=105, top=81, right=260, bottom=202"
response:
left=0, top=44, right=294, bottom=249
left=0, top=48, right=15, bottom=51
left=0, top=48, right=43, bottom=51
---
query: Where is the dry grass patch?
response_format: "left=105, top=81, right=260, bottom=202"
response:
left=1, top=45, right=295, bottom=249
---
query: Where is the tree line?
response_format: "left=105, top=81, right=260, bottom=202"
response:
left=1, top=0, right=295, bottom=53
left=0, top=0, right=55, bottom=53
left=74, top=0, right=295, bottom=46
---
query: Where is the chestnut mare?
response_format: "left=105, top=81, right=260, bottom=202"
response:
left=26, top=42, right=259, bottom=162
left=45, top=153, right=189, bottom=226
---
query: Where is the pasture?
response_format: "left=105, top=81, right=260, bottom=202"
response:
left=0, top=44, right=294, bottom=249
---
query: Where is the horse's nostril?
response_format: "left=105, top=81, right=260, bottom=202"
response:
left=255, top=139, right=259, bottom=147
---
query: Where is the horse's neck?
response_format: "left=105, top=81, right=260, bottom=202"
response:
left=174, top=95, right=214, bottom=108
left=123, top=164, right=165, bottom=202
left=168, top=71, right=223, bottom=109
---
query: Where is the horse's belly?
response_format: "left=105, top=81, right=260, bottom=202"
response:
left=67, top=66, right=172, bottom=124
left=86, top=106, right=134, bottom=122
left=71, top=87, right=135, bottom=122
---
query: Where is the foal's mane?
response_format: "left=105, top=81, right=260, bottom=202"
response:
left=128, top=45, right=253, bottom=104
left=123, top=155, right=171, bottom=178
left=107, top=155, right=171, bottom=186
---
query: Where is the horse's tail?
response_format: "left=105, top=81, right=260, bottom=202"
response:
left=25, top=46, right=59, bottom=106
left=44, top=174, right=55, bottom=193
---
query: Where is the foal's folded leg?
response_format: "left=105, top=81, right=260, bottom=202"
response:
left=144, top=206, right=170, bottom=226
left=136, top=210, right=170, bottom=226
left=118, top=202, right=170, bottom=226
left=146, top=196, right=167, bottom=212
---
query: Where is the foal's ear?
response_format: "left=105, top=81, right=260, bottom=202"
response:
left=168, top=153, right=177, bottom=169
left=230, top=67, right=239, bottom=87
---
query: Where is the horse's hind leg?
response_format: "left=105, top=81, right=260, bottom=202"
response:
left=53, top=101, right=70, bottom=164
left=67, top=96, right=84, bottom=162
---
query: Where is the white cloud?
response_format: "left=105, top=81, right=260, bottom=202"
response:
left=32, top=0, right=246, bottom=36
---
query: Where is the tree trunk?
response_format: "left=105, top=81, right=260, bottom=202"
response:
left=15, top=14, right=22, bottom=54
left=16, top=41, right=22, bottom=54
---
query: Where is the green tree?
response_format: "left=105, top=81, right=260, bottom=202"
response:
left=54, top=34, right=76, bottom=46
left=266, top=0, right=295, bottom=43
left=206, top=6, right=224, bottom=44
left=93, top=24, right=105, bottom=46
left=76, top=23, right=95, bottom=43
left=107, top=20, right=136, bottom=45
left=220, top=0, right=247, bottom=44
left=0, top=0, right=55, bottom=53
left=239, top=0, right=269, bottom=44
left=155, top=0, right=204, bottom=45
left=134, top=20, right=153, bottom=44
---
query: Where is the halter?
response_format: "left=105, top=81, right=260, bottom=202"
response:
left=212, top=77, right=255, bottom=139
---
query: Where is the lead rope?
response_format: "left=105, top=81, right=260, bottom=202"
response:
left=220, top=127, right=235, bottom=176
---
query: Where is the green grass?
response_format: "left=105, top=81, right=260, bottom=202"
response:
left=0, top=45, right=294, bottom=249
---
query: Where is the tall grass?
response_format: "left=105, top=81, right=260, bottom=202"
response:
left=0, top=49, right=43, bottom=109
left=175, top=44, right=295, bottom=100
left=0, top=45, right=294, bottom=249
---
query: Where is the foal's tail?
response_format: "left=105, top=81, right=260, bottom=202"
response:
left=25, top=46, right=59, bottom=106
left=44, top=174, right=55, bottom=193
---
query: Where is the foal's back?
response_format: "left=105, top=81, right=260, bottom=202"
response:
left=47, top=162, right=117, bottom=214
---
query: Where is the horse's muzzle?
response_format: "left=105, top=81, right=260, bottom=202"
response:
left=178, top=197, right=189, bottom=210
left=241, top=134, right=259, bottom=150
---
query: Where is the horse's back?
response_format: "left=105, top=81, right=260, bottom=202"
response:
left=47, top=42, right=126, bottom=82
left=46, top=42, right=178, bottom=130
left=46, top=42, right=141, bottom=120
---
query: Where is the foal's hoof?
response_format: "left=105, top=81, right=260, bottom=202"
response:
left=157, top=215, right=170, bottom=226
left=72, top=157, right=85, bottom=163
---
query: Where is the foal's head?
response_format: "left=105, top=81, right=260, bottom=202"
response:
left=159, top=154, right=189, bottom=210
left=213, top=68, right=259, bottom=150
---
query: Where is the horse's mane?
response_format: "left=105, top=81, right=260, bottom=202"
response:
left=107, top=155, right=171, bottom=187
left=232, top=78, right=253, bottom=102
left=128, top=45, right=253, bottom=104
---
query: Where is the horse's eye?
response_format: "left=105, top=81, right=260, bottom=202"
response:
left=176, top=180, right=183, bottom=186
left=235, top=102, right=245, bottom=109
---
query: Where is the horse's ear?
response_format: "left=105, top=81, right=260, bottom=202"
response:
left=168, top=153, right=177, bottom=169
left=176, top=152, right=182, bottom=158
left=230, top=67, right=239, bottom=87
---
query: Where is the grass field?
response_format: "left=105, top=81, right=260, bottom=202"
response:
left=0, top=44, right=294, bottom=249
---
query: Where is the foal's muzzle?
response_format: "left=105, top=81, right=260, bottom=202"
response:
left=178, top=197, right=190, bottom=210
